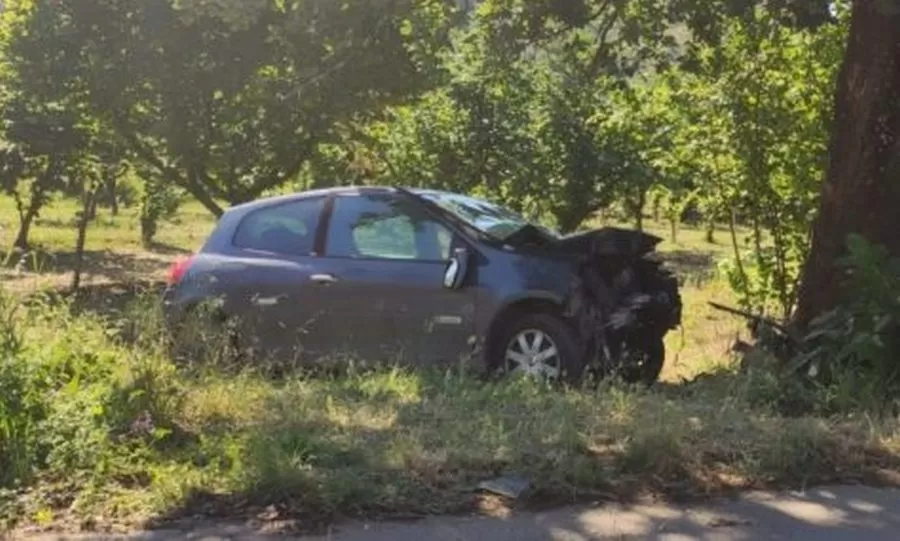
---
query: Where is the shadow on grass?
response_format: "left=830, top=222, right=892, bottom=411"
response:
left=70, top=280, right=167, bottom=318
left=19, top=279, right=167, bottom=326
left=128, top=366, right=900, bottom=537
left=2, top=247, right=173, bottom=283
left=145, top=241, right=192, bottom=256
left=7, top=285, right=900, bottom=538
left=660, top=250, right=717, bottom=285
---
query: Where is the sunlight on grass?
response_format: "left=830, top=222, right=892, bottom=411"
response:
left=1, top=195, right=215, bottom=292
left=3, top=291, right=900, bottom=533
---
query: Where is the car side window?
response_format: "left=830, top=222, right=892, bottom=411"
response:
left=233, top=197, right=324, bottom=255
left=326, top=194, right=453, bottom=261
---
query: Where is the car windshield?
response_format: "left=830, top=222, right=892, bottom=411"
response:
left=414, top=190, right=558, bottom=241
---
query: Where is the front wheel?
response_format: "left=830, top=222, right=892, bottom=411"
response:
left=492, top=313, right=587, bottom=385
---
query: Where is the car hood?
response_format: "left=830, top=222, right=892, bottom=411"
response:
left=505, top=225, right=663, bottom=258
left=554, top=227, right=663, bottom=257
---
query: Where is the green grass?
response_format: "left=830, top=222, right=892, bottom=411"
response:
left=7, top=193, right=876, bottom=536
left=0, top=195, right=215, bottom=254
left=2, top=292, right=899, bottom=535
left=1, top=195, right=215, bottom=292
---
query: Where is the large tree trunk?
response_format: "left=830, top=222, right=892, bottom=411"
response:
left=794, top=0, right=900, bottom=329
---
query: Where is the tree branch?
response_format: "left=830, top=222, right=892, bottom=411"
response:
left=245, top=138, right=317, bottom=199
left=115, top=120, right=224, bottom=217
left=341, top=121, right=400, bottom=179
left=588, top=3, right=622, bottom=77
left=535, top=0, right=616, bottom=44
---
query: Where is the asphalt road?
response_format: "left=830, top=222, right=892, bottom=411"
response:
left=20, top=485, right=900, bottom=541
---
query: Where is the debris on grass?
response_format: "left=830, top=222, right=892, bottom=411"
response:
left=477, top=475, right=531, bottom=499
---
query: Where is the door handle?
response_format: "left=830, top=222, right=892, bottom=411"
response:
left=310, top=273, right=338, bottom=285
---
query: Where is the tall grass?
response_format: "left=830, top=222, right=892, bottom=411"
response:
left=1, top=289, right=900, bottom=534
left=0, top=292, right=33, bottom=488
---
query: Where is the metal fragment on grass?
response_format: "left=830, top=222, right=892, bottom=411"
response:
left=477, top=475, right=531, bottom=499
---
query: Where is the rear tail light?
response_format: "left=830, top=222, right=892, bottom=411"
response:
left=166, top=255, right=196, bottom=286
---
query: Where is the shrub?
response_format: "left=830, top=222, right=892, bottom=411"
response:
left=114, top=174, right=142, bottom=209
left=139, top=178, right=184, bottom=247
left=792, top=234, right=900, bottom=411
left=0, top=292, right=183, bottom=493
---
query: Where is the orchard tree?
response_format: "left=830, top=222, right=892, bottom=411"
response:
left=4, top=0, right=440, bottom=218
left=658, top=67, right=742, bottom=243
left=650, top=6, right=844, bottom=316
left=0, top=0, right=91, bottom=249
left=722, top=7, right=843, bottom=318
left=312, top=0, right=688, bottom=232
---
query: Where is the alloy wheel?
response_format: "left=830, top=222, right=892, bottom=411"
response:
left=504, top=328, right=561, bottom=379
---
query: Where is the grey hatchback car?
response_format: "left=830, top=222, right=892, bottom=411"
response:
left=163, top=186, right=681, bottom=384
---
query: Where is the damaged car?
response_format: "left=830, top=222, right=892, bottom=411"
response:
left=163, top=186, right=682, bottom=384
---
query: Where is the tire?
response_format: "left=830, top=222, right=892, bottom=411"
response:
left=492, top=312, right=587, bottom=385
left=618, top=335, right=665, bottom=385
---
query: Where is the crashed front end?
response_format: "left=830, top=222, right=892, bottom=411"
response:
left=560, top=227, right=683, bottom=381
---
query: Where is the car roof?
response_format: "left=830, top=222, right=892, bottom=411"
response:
left=224, top=186, right=407, bottom=216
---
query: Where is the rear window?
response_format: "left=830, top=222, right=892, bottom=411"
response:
left=232, top=197, right=324, bottom=256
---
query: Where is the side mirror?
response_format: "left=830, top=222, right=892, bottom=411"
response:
left=443, top=248, right=471, bottom=290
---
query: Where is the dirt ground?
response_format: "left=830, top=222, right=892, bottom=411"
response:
left=17, top=485, right=900, bottom=541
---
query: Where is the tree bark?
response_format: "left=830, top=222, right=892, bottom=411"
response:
left=107, top=173, right=119, bottom=216
left=13, top=200, right=39, bottom=250
left=794, top=0, right=900, bottom=328
left=705, top=220, right=715, bottom=244
left=632, top=187, right=646, bottom=231
left=72, top=186, right=99, bottom=291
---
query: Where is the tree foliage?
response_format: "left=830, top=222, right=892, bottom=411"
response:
left=308, top=0, right=689, bottom=232
left=1, top=0, right=438, bottom=219
left=0, top=0, right=874, bottom=328
left=0, top=0, right=93, bottom=249
left=309, top=0, right=844, bottom=259
left=650, top=7, right=846, bottom=316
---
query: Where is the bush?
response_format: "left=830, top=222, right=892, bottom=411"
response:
left=139, top=178, right=184, bottom=247
left=792, top=234, right=900, bottom=410
left=0, top=292, right=183, bottom=493
left=114, top=174, right=142, bottom=209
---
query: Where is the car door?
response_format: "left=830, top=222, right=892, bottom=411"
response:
left=310, top=191, right=478, bottom=366
left=224, top=195, right=332, bottom=361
